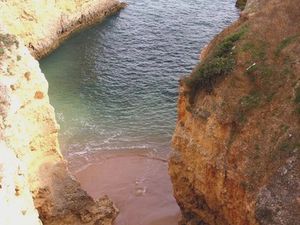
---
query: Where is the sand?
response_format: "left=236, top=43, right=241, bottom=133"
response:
left=72, top=150, right=181, bottom=225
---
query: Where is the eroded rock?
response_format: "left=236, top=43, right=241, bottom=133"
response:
left=0, top=0, right=127, bottom=59
left=0, top=31, right=118, bottom=225
left=169, top=0, right=300, bottom=224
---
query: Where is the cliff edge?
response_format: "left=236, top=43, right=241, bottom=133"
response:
left=0, top=1, right=125, bottom=224
left=169, top=0, right=300, bottom=224
left=0, top=30, right=118, bottom=225
left=0, top=0, right=126, bottom=59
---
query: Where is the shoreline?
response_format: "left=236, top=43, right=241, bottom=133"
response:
left=0, top=0, right=127, bottom=60
left=32, top=1, right=127, bottom=59
left=71, top=149, right=181, bottom=225
left=66, top=148, right=170, bottom=174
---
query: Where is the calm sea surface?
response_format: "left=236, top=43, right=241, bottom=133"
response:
left=40, top=0, right=238, bottom=158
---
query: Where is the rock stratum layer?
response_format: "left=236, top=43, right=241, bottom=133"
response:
left=169, top=0, right=300, bottom=225
left=0, top=1, right=124, bottom=225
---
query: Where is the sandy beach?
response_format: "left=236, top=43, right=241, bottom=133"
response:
left=71, top=150, right=181, bottom=225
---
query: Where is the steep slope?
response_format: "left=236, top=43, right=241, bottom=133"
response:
left=0, top=31, right=118, bottom=225
left=0, top=0, right=125, bottom=224
left=169, top=0, right=300, bottom=224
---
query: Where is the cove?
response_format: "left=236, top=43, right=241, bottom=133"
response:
left=40, top=0, right=238, bottom=224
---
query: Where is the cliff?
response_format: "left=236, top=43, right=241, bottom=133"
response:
left=0, top=0, right=126, bottom=59
left=0, top=1, right=124, bottom=224
left=169, top=0, right=300, bottom=224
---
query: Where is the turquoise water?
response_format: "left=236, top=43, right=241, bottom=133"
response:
left=40, top=0, right=238, bottom=158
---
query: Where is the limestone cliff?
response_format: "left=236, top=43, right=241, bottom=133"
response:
left=0, top=0, right=126, bottom=59
left=169, top=0, right=300, bottom=224
left=0, top=1, right=125, bottom=224
left=0, top=31, right=118, bottom=225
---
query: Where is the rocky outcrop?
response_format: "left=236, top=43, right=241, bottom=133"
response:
left=0, top=142, right=42, bottom=225
left=169, top=0, right=300, bottom=224
left=0, top=0, right=127, bottom=59
left=0, top=32, right=118, bottom=225
left=0, top=0, right=125, bottom=224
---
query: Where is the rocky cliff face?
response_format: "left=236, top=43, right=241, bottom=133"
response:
left=0, top=31, right=118, bottom=225
left=169, top=0, right=300, bottom=224
left=0, top=0, right=126, bottom=59
left=0, top=1, right=125, bottom=224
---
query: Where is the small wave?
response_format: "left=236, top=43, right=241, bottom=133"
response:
left=42, top=0, right=239, bottom=159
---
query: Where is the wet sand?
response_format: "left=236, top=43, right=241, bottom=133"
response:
left=72, top=150, right=181, bottom=225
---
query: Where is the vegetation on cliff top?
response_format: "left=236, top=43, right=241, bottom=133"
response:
left=184, top=26, right=247, bottom=105
left=236, top=0, right=247, bottom=10
left=275, top=34, right=299, bottom=57
left=171, top=0, right=300, bottom=224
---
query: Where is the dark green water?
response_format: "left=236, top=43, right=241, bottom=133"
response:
left=40, top=0, right=238, bottom=158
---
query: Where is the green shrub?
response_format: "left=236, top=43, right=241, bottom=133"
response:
left=236, top=0, right=247, bottom=10
left=185, top=56, right=235, bottom=103
left=185, top=27, right=247, bottom=104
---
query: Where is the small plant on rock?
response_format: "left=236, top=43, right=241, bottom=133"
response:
left=184, top=26, right=247, bottom=105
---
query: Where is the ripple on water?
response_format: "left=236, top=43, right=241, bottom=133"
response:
left=40, top=0, right=238, bottom=157
left=40, top=1, right=239, bottom=224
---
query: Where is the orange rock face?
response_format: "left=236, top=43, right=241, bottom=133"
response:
left=169, top=0, right=300, bottom=224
